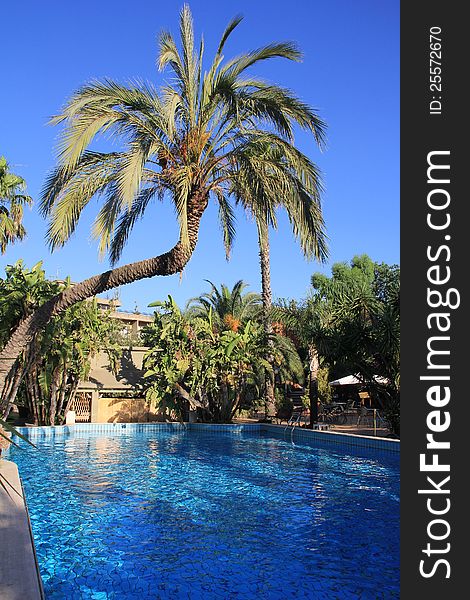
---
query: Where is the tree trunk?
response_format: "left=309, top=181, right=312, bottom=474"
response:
left=0, top=339, right=36, bottom=414
left=55, top=366, right=69, bottom=424
left=173, top=382, right=205, bottom=410
left=308, top=345, right=320, bottom=426
left=48, top=366, right=62, bottom=426
left=0, top=193, right=208, bottom=413
left=257, top=219, right=276, bottom=418
left=32, top=370, right=45, bottom=425
left=61, top=377, right=79, bottom=424
left=0, top=363, right=21, bottom=408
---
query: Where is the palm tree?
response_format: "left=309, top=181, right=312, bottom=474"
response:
left=186, top=279, right=260, bottom=331
left=0, top=5, right=327, bottom=407
left=231, top=140, right=328, bottom=416
left=0, top=157, right=32, bottom=254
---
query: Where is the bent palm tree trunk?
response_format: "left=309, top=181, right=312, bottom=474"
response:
left=0, top=195, right=208, bottom=413
left=257, top=219, right=276, bottom=418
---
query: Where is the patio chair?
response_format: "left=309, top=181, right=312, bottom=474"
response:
left=318, top=402, right=333, bottom=423
left=358, top=391, right=371, bottom=407
left=375, top=410, right=390, bottom=430
left=342, top=399, right=358, bottom=424
left=356, top=405, right=375, bottom=427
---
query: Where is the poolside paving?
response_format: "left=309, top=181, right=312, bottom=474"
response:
left=0, top=460, right=44, bottom=600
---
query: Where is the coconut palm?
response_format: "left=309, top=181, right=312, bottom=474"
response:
left=0, top=157, right=32, bottom=254
left=0, top=5, right=327, bottom=406
left=186, top=279, right=261, bottom=331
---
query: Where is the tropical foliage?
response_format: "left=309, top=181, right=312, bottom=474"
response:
left=0, top=262, right=120, bottom=424
left=0, top=4, right=327, bottom=404
left=277, top=255, right=400, bottom=433
left=141, top=295, right=302, bottom=423
left=186, top=279, right=261, bottom=331
left=0, top=156, right=32, bottom=254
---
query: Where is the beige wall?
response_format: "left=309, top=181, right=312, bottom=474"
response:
left=85, top=347, right=146, bottom=389
left=94, top=396, right=160, bottom=423
left=77, top=346, right=162, bottom=423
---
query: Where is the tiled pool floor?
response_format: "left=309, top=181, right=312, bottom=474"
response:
left=11, top=429, right=399, bottom=599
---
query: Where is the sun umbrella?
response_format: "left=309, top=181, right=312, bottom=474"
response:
left=328, top=374, right=389, bottom=386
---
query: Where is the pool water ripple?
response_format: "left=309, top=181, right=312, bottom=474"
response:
left=11, top=431, right=399, bottom=599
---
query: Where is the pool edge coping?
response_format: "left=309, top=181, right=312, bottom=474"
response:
left=0, top=459, right=45, bottom=600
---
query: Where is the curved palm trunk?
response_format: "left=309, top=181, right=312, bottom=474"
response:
left=0, top=194, right=208, bottom=413
left=257, top=219, right=275, bottom=418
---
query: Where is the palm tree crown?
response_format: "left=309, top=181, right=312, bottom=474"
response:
left=186, top=279, right=261, bottom=331
left=0, top=157, right=32, bottom=254
left=40, top=4, right=327, bottom=266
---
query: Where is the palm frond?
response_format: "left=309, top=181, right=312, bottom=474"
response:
left=158, top=30, right=185, bottom=80
left=222, top=42, right=302, bottom=80
left=213, top=188, right=236, bottom=259
left=51, top=80, right=164, bottom=172
left=216, top=15, right=243, bottom=56
left=41, top=152, right=122, bottom=249
left=109, top=185, right=164, bottom=264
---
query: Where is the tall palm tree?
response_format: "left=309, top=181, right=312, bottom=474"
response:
left=0, top=157, right=32, bottom=254
left=0, top=5, right=327, bottom=407
left=231, top=140, right=328, bottom=415
left=186, top=279, right=260, bottom=331
left=253, top=217, right=277, bottom=415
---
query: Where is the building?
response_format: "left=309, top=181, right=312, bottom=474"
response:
left=71, top=298, right=158, bottom=423
left=95, top=297, right=154, bottom=339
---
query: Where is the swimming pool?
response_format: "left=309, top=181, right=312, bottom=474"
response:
left=11, top=427, right=399, bottom=599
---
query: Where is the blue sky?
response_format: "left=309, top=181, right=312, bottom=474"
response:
left=1, top=0, right=399, bottom=313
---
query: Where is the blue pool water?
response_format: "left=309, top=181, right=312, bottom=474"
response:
left=11, top=429, right=399, bottom=599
